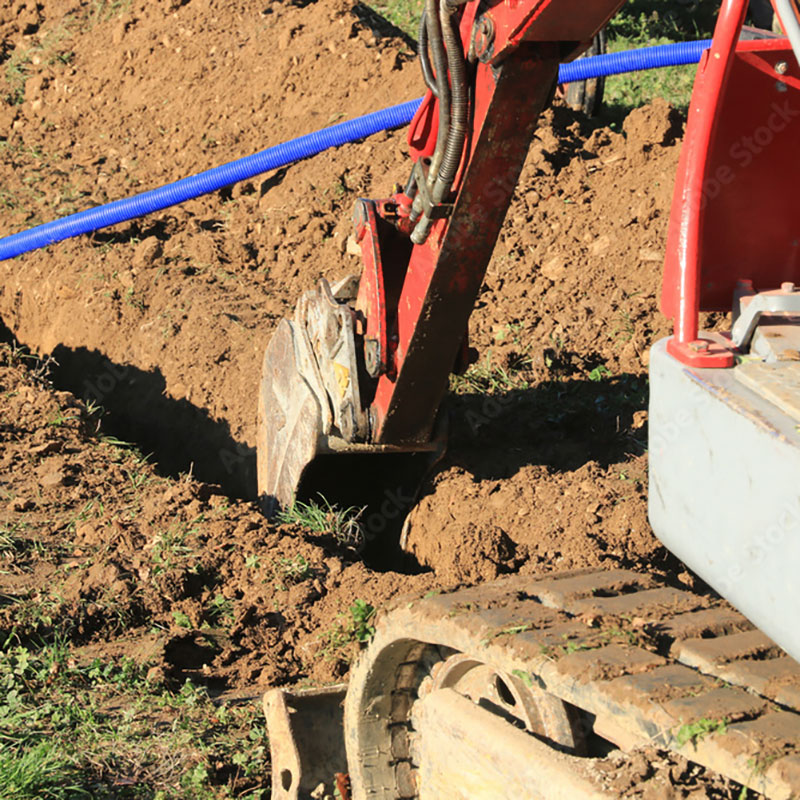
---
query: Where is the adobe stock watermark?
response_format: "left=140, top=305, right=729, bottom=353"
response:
left=715, top=494, right=800, bottom=596
left=83, top=359, right=129, bottom=405
left=701, top=98, right=799, bottom=209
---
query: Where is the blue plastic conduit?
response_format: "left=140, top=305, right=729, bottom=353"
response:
left=0, top=39, right=712, bottom=261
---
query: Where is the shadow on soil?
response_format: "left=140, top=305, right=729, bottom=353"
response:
left=48, top=344, right=257, bottom=499
left=0, top=317, right=13, bottom=344
left=443, top=371, right=649, bottom=481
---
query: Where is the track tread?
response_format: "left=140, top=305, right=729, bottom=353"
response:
left=661, top=686, right=770, bottom=727
left=568, top=585, right=702, bottom=618
left=555, top=642, right=666, bottom=683
left=673, top=630, right=783, bottom=666
left=525, top=568, right=657, bottom=609
left=655, top=606, right=755, bottom=641
left=602, top=663, right=719, bottom=705
left=366, top=569, right=800, bottom=798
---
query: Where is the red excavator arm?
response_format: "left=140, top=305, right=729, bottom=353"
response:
left=258, top=0, right=624, bottom=547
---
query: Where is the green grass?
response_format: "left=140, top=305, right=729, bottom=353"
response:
left=675, top=716, right=729, bottom=747
left=3, top=51, right=31, bottom=106
left=603, top=1, right=717, bottom=114
left=365, top=0, right=423, bottom=38
left=450, top=351, right=530, bottom=395
left=0, top=641, right=268, bottom=798
left=320, top=599, right=377, bottom=661
left=277, top=497, right=365, bottom=550
left=272, top=555, right=314, bottom=589
left=87, top=0, right=132, bottom=27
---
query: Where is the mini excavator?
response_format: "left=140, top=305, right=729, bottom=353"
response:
left=257, top=0, right=800, bottom=796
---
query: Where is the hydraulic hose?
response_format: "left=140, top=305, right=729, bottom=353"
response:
left=424, top=0, right=450, bottom=189
left=0, top=39, right=714, bottom=262
left=418, top=9, right=439, bottom=97
left=411, top=0, right=469, bottom=244
left=433, top=0, right=468, bottom=200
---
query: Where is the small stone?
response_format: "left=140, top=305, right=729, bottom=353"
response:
left=31, top=441, right=60, bottom=456
left=40, top=470, right=65, bottom=487
left=8, top=497, right=34, bottom=512
left=324, top=557, right=343, bottom=578
left=146, top=665, right=166, bottom=685
left=0, top=105, right=19, bottom=133
left=117, top=269, right=134, bottom=288
left=132, top=238, right=163, bottom=269
left=540, top=256, right=566, bottom=281
left=639, top=247, right=662, bottom=262
left=591, top=235, right=611, bottom=257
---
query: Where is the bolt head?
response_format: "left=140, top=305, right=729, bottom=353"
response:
left=775, top=61, right=789, bottom=75
left=473, top=15, right=494, bottom=62
left=782, top=281, right=796, bottom=293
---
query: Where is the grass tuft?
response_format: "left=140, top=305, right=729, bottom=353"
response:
left=675, top=716, right=729, bottom=747
left=277, top=496, right=365, bottom=550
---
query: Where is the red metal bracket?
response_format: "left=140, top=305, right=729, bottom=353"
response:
left=354, top=200, right=390, bottom=380
left=666, top=337, right=735, bottom=368
left=661, top=0, right=800, bottom=368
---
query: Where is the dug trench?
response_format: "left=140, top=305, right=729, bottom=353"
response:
left=0, top=0, right=751, bottom=796
left=0, top=0, right=707, bottom=705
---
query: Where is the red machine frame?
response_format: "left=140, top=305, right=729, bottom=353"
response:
left=662, top=0, right=800, bottom=368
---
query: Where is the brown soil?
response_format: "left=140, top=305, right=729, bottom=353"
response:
left=0, top=0, right=751, bottom=797
left=0, top=343, right=438, bottom=690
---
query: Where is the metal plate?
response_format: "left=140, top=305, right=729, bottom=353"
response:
left=735, top=360, right=800, bottom=423
left=256, top=318, right=324, bottom=516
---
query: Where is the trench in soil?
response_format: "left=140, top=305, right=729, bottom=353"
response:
left=47, top=339, right=258, bottom=499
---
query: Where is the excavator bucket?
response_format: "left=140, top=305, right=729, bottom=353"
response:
left=256, top=277, right=445, bottom=561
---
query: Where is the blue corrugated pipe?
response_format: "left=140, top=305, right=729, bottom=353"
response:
left=0, top=39, right=711, bottom=261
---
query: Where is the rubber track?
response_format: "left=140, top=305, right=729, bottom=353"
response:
left=354, top=569, right=800, bottom=799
